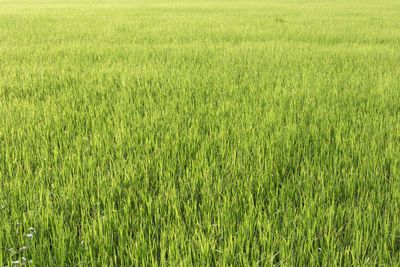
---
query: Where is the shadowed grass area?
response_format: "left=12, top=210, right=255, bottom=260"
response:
left=1, top=0, right=400, bottom=265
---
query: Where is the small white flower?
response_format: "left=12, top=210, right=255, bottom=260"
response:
left=26, top=234, right=34, bottom=239
left=81, top=241, right=85, bottom=245
left=11, top=260, right=19, bottom=264
left=19, top=246, right=27, bottom=251
left=21, top=257, right=27, bottom=262
left=8, top=248, right=15, bottom=252
left=28, top=260, right=33, bottom=264
left=28, top=227, right=36, bottom=233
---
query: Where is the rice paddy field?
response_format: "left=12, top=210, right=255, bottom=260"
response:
left=1, top=0, right=400, bottom=265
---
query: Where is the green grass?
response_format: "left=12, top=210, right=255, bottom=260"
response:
left=1, top=0, right=400, bottom=265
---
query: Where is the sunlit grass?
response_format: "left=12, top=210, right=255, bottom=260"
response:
left=1, top=0, right=400, bottom=265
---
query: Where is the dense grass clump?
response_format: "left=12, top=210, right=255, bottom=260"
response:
left=1, top=0, right=400, bottom=265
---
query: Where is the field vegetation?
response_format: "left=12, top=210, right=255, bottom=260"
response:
left=1, top=0, right=400, bottom=265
